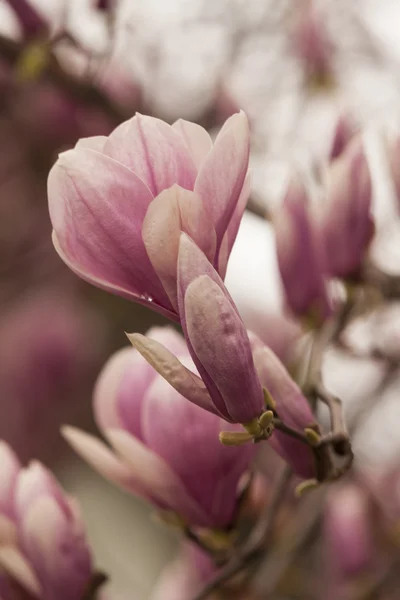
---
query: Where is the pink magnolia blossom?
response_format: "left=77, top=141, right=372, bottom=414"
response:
left=292, top=2, right=334, bottom=87
left=128, top=283, right=317, bottom=477
left=249, top=332, right=318, bottom=479
left=48, top=111, right=250, bottom=321
left=322, top=137, right=373, bottom=278
left=274, top=177, right=332, bottom=322
left=63, top=326, right=257, bottom=529
left=130, top=234, right=265, bottom=424
left=323, top=483, right=373, bottom=600
left=0, top=443, right=94, bottom=600
left=0, top=289, right=104, bottom=462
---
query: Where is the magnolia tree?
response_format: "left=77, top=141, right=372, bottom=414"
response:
left=3, top=0, right=400, bottom=599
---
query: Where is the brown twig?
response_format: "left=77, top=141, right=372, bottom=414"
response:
left=191, top=466, right=292, bottom=600
left=314, top=382, right=348, bottom=441
left=254, top=486, right=327, bottom=596
left=272, top=418, right=309, bottom=445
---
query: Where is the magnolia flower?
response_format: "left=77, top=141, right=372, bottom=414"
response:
left=63, top=326, right=257, bottom=529
left=292, top=1, right=334, bottom=88
left=250, top=332, right=318, bottom=480
left=274, top=177, right=332, bottom=322
left=322, top=137, right=373, bottom=278
left=0, top=289, right=103, bottom=462
left=323, top=483, right=373, bottom=600
left=48, top=111, right=250, bottom=321
left=0, top=443, right=95, bottom=600
left=130, top=234, right=265, bottom=425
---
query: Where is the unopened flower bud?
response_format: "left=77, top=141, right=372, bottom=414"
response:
left=322, top=137, right=373, bottom=278
left=274, top=177, right=332, bottom=323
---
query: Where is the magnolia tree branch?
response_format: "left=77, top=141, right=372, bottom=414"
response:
left=191, top=466, right=292, bottom=600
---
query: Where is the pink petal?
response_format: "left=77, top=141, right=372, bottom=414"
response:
left=142, top=376, right=256, bottom=527
left=98, top=327, right=189, bottom=437
left=252, top=346, right=315, bottom=430
left=184, top=275, right=264, bottom=423
left=0, top=515, right=17, bottom=546
left=147, top=326, right=189, bottom=356
left=127, top=333, right=217, bottom=415
left=94, top=347, right=154, bottom=440
left=62, top=427, right=150, bottom=499
left=172, top=120, right=213, bottom=170
left=177, top=233, right=238, bottom=315
left=0, top=546, right=41, bottom=597
left=218, top=171, right=251, bottom=278
left=177, top=234, right=241, bottom=418
left=0, top=442, right=20, bottom=518
left=19, top=497, right=92, bottom=599
left=103, top=114, right=197, bottom=196
left=143, top=185, right=216, bottom=307
left=75, top=136, right=107, bottom=151
left=48, top=148, right=173, bottom=314
left=194, top=111, right=250, bottom=256
left=52, top=233, right=177, bottom=321
left=15, top=462, right=70, bottom=523
left=105, top=429, right=209, bottom=525
left=274, top=177, right=332, bottom=320
left=323, top=138, right=373, bottom=278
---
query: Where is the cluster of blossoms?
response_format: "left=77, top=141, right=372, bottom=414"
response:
left=48, top=111, right=335, bottom=485
left=42, top=108, right=377, bottom=596
left=4, top=1, right=400, bottom=598
left=275, top=117, right=373, bottom=323
left=0, top=442, right=99, bottom=600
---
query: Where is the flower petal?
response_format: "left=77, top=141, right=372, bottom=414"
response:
left=274, top=176, right=332, bottom=320
left=127, top=334, right=217, bottom=415
left=252, top=346, right=315, bottom=430
left=252, top=345, right=316, bottom=478
left=0, top=546, right=41, bottom=597
left=218, top=171, right=251, bottom=279
left=0, top=442, right=20, bottom=518
left=323, top=138, right=373, bottom=278
left=95, top=327, right=187, bottom=439
left=52, top=232, right=177, bottom=321
left=19, top=497, right=92, bottom=600
left=75, top=136, right=107, bottom=152
left=105, top=429, right=209, bottom=525
left=104, top=114, right=197, bottom=196
left=194, top=111, right=250, bottom=255
left=177, top=234, right=241, bottom=419
left=172, top=120, right=213, bottom=170
left=62, top=426, right=152, bottom=500
left=184, top=275, right=264, bottom=423
left=15, top=462, right=70, bottom=522
left=94, top=347, right=154, bottom=440
left=48, top=148, right=173, bottom=313
left=142, top=376, right=255, bottom=527
left=143, top=185, right=216, bottom=307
